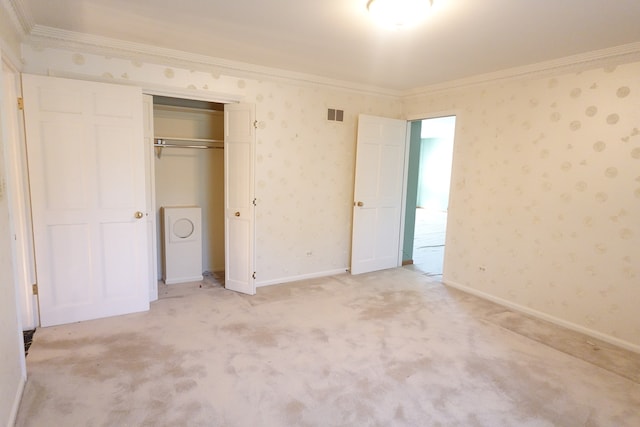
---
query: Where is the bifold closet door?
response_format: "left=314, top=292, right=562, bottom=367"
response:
left=224, top=103, right=256, bottom=295
left=22, top=74, right=150, bottom=326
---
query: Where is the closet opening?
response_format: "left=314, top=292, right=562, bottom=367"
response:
left=152, top=95, right=226, bottom=289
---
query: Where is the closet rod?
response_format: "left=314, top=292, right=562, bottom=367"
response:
left=154, top=138, right=224, bottom=159
left=154, top=137, right=223, bottom=145
left=153, top=143, right=223, bottom=150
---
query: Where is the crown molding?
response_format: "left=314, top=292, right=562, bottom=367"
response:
left=45, top=68, right=245, bottom=104
left=2, top=0, right=34, bottom=35
left=26, top=25, right=402, bottom=98
left=22, top=23, right=640, bottom=100
left=0, top=36, right=21, bottom=68
left=403, top=41, right=640, bottom=98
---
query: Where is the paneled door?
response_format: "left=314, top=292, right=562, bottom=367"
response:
left=22, top=74, right=150, bottom=326
left=351, top=114, right=408, bottom=274
left=224, top=103, right=256, bottom=295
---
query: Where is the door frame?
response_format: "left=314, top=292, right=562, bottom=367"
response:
left=14, top=81, right=251, bottom=326
left=349, top=110, right=460, bottom=275
left=400, top=109, right=460, bottom=274
left=142, top=87, right=254, bottom=297
left=23, top=74, right=151, bottom=326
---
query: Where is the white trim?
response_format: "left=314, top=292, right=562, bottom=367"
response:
left=397, top=121, right=412, bottom=266
left=444, top=279, right=640, bottom=354
left=143, top=87, right=242, bottom=104
left=26, top=25, right=401, bottom=98
left=2, top=58, right=38, bottom=330
left=2, top=0, right=32, bottom=35
left=44, top=69, right=244, bottom=104
left=3, top=0, right=32, bottom=34
left=0, top=37, right=22, bottom=70
left=21, top=26, right=640, bottom=99
left=256, top=268, right=348, bottom=288
left=403, top=41, right=640, bottom=98
left=9, top=2, right=640, bottom=98
left=402, top=110, right=459, bottom=271
left=142, top=94, right=158, bottom=302
left=8, top=374, right=26, bottom=427
left=405, top=108, right=461, bottom=123
left=0, top=0, right=25, bottom=69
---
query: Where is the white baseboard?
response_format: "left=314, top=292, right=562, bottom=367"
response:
left=256, top=268, right=348, bottom=288
left=444, top=280, right=640, bottom=354
left=8, top=374, right=26, bottom=427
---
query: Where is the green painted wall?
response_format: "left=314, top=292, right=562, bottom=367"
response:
left=402, top=120, right=422, bottom=262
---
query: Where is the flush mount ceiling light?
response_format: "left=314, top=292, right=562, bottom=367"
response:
left=367, top=0, right=433, bottom=28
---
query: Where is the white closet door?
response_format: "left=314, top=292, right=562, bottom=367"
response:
left=351, top=114, right=408, bottom=274
left=23, top=74, right=150, bottom=326
left=224, top=103, right=256, bottom=295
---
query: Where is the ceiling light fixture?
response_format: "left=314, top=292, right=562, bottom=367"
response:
left=367, top=0, right=433, bottom=28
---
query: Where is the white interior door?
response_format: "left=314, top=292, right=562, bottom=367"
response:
left=351, top=114, right=408, bottom=274
left=22, top=74, right=149, bottom=326
left=3, top=60, right=38, bottom=329
left=224, top=103, right=256, bottom=295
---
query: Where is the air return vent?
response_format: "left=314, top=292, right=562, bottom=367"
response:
left=327, top=108, right=344, bottom=122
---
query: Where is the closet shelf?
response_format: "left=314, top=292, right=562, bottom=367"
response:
left=154, top=104, right=223, bottom=115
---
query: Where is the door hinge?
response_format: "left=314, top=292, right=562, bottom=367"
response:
left=252, top=198, right=257, bottom=206
left=253, top=120, right=258, bottom=129
left=17, top=97, right=24, bottom=110
left=252, top=272, right=256, bottom=280
left=32, top=283, right=38, bottom=295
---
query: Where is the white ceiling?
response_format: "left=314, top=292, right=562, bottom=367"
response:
left=18, top=0, right=640, bottom=91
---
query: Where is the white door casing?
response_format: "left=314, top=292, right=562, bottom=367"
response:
left=3, top=60, right=38, bottom=329
left=22, top=74, right=150, bottom=326
left=224, top=103, right=256, bottom=295
left=351, top=114, right=408, bottom=275
left=142, top=94, right=158, bottom=302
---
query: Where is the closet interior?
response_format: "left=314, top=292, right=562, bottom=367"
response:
left=152, top=96, right=225, bottom=284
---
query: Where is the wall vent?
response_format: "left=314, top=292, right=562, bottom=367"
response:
left=327, top=108, right=344, bottom=122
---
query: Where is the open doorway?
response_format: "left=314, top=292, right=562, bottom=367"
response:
left=147, top=95, right=257, bottom=296
left=151, top=96, right=225, bottom=289
left=402, top=116, right=456, bottom=280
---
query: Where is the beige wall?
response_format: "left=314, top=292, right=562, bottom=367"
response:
left=405, top=61, right=640, bottom=349
left=21, top=46, right=403, bottom=285
left=20, top=45, right=640, bottom=350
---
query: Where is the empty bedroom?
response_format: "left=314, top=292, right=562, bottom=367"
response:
left=0, top=1, right=639, bottom=426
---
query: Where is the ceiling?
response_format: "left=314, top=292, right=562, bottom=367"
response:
left=18, top=0, right=640, bottom=91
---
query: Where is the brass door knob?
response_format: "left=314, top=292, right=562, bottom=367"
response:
left=235, top=211, right=241, bottom=217
left=134, top=211, right=144, bottom=219
left=356, top=201, right=364, bottom=207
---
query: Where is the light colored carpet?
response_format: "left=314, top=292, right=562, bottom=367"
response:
left=16, top=268, right=640, bottom=427
left=412, top=208, right=447, bottom=277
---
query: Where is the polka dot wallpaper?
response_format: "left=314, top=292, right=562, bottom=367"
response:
left=405, top=62, right=640, bottom=347
left=21, top=45, right=639, bottom=348
left=21, top=45, right=403, bottom=284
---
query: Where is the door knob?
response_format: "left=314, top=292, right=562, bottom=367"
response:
left=235, top=211, right=241, bottom=217
left=134, top=211, right=144, bottom=219
left=356, top=201, right=364, bottom=207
